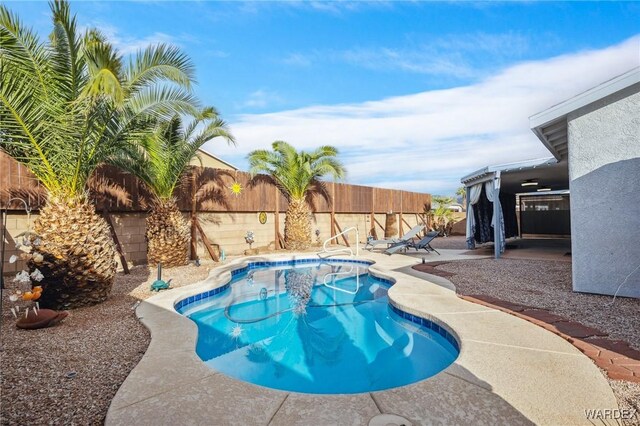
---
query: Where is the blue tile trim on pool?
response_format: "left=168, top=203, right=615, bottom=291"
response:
left=174, top=258, right=380, bottom=311
left=389, top=304, right=460, bottom=352
left=174, top=256, right=459, bottom=353
left=174, top=283, right=230, bottom=311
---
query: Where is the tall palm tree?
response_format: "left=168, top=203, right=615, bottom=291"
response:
left=0, top=1, right=198, bottom=308
left=456, top=186, right=467, bottom=208
left=247, top=141, right=345, bottom=250
left=113, top=108, right=234, bottom=267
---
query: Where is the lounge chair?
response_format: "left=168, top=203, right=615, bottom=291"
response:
left=385, top=231, right=440, bottom=255
left=365, top=225, right=425, bottom=251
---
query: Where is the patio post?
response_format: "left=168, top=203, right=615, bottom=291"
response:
left=494, top=171, right=503, bottom=259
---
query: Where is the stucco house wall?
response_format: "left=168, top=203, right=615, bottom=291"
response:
left=567, top=85, right=640, bottom=297
left=190, top=149, right=237, bottom=170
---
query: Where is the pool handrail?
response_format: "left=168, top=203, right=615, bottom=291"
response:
left=323, top=265, right=361, bottom=294
left=320, top=226, right=359, bottom=257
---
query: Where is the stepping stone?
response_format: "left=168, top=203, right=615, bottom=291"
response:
left=464, top=294, right=503, bottom=305
left=552, top=321, right=608, bottom=338
left=586, top=339, right=640, bottom=360
left=520, top=309, right=568, bottom=324
left=570, top=339, right=601, bottom=358
left=490, top=300, right=532, bottom=312
left=423, top=261, right=450, bottom=267
left=605, top=365, right=636, bottom=381
left=411, top=264, right=456, bottom=277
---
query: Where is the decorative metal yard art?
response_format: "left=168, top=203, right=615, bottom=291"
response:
left=1, top=197, right=32, bottom=290
left=150, top=263, right=172, bottom=292
left=245, top=230, right=255, bottom=250
left=230, top=181, right=243, bottom=196
left=2, top=197, right=70, bottom=329
left=258, top=211, right=267, bottom=224
left=2, top=197, right=44, bottom=318
left=229, top=171, right=243, bottom=197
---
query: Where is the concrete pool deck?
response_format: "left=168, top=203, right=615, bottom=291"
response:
left=106, top=250, right=618, bottom=425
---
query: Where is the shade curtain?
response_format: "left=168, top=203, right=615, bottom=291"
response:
left=465, top=183, right=483, bottom=249
left=484, top=180, right=505, bottom=254
left=500, top=193, right=518, bottom=239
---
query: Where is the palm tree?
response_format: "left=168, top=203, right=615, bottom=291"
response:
left=247, top=141, right=345, bottom=250
left=456, top=186, right=467, bottom=208
left=429, top=196, right=455, bottom=236
left=112, top=108, right=234, bottom=267
left=0, top=1, right=197, bottom=308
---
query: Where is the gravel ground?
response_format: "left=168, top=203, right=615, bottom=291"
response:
left=429, top=235, right=469, bottom=250
left=0, top=263, right=211, bottom=426
left=435, top=258, right=640, bottom=425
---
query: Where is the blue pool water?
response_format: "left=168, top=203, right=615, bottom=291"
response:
left=177, top=260, right=459, bottom=394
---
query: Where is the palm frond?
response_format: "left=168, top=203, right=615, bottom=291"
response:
left=125, top=43, right=195, bottom=93
left=115, top=107, right=233, bottom=201
left=49, top=0, right=84, bottom=100
left=81, top=30, right=124, bottom=103
left=0, top=4, right=52, bottom=98
left=1, top=0, right=200, bottom=202
left=246, top=141, right=345, bottom=205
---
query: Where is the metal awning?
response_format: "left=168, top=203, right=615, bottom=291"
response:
left=461, top=157, right=569, bottom=194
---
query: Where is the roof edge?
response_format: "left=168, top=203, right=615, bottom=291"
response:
left=197, top=148, right=239, bottom=170
left=529, top=67, right=640, bottom=130
left=461, top=157, right=558, bottom=185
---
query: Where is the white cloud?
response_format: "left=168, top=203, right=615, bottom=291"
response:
left=280, top=32, right=534, bottom=79
left=283, top=1, right=394, bottom=15
left=206, top=36, right=640, bottom=194
left=282, top=53, right=313, bottom=67
left=339, top=32, right=532, bottom=77
left=205, top=49, right=230, bottom=58
left=237, top=89, right=285, bottom=110
left=89, top=22, right=197, bottom=55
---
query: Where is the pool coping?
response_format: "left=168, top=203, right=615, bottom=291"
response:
left=106, top=252, right=619, bottom=425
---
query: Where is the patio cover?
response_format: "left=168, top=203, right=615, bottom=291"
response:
left=461, top=157, right=569, bottom=258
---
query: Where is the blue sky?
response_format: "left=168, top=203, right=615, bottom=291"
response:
left=7, top=1, right=640, bottom=194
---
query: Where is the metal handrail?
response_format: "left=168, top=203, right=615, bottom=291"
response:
left=320, top=226, right=359, bottom=257
left=323, top=265, right=361, bottom=295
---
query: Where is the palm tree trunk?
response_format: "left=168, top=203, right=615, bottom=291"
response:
left=284, top=198, right=311, bottom=250
left=146, top=198, right=190, bottom=268
left=33, top=197, right=118, bottom=310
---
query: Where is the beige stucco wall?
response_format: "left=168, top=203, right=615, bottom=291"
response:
left=194, top=212, right=424, bottom=258
left=2, top=211, right=427, bottom=276
left=109, top=213, right=148, bottom=267
left=1, top=212, right=148, bottom=276
left=190, top=151, right=236, bottom=170
left=1, top=212, right=36, bottom=275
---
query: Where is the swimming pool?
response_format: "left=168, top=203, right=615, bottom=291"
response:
left=176, top=259, right=459, bottom=394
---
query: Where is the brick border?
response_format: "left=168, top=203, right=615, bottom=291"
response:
left=459, top=294, right=640, bottom=383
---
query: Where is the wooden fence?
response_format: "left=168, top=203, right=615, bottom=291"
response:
left=0, top=152, right=431, bottom=214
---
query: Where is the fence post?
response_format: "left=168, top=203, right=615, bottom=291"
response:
left=370, top=187, right=376, bottom=239
left=274, top=186, right=280, bottom=250
left=190, top=169, right=198, bottom=260
left=399, top=192, right=404, bottom=236
left=330, top=181, right=336, bottom=240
